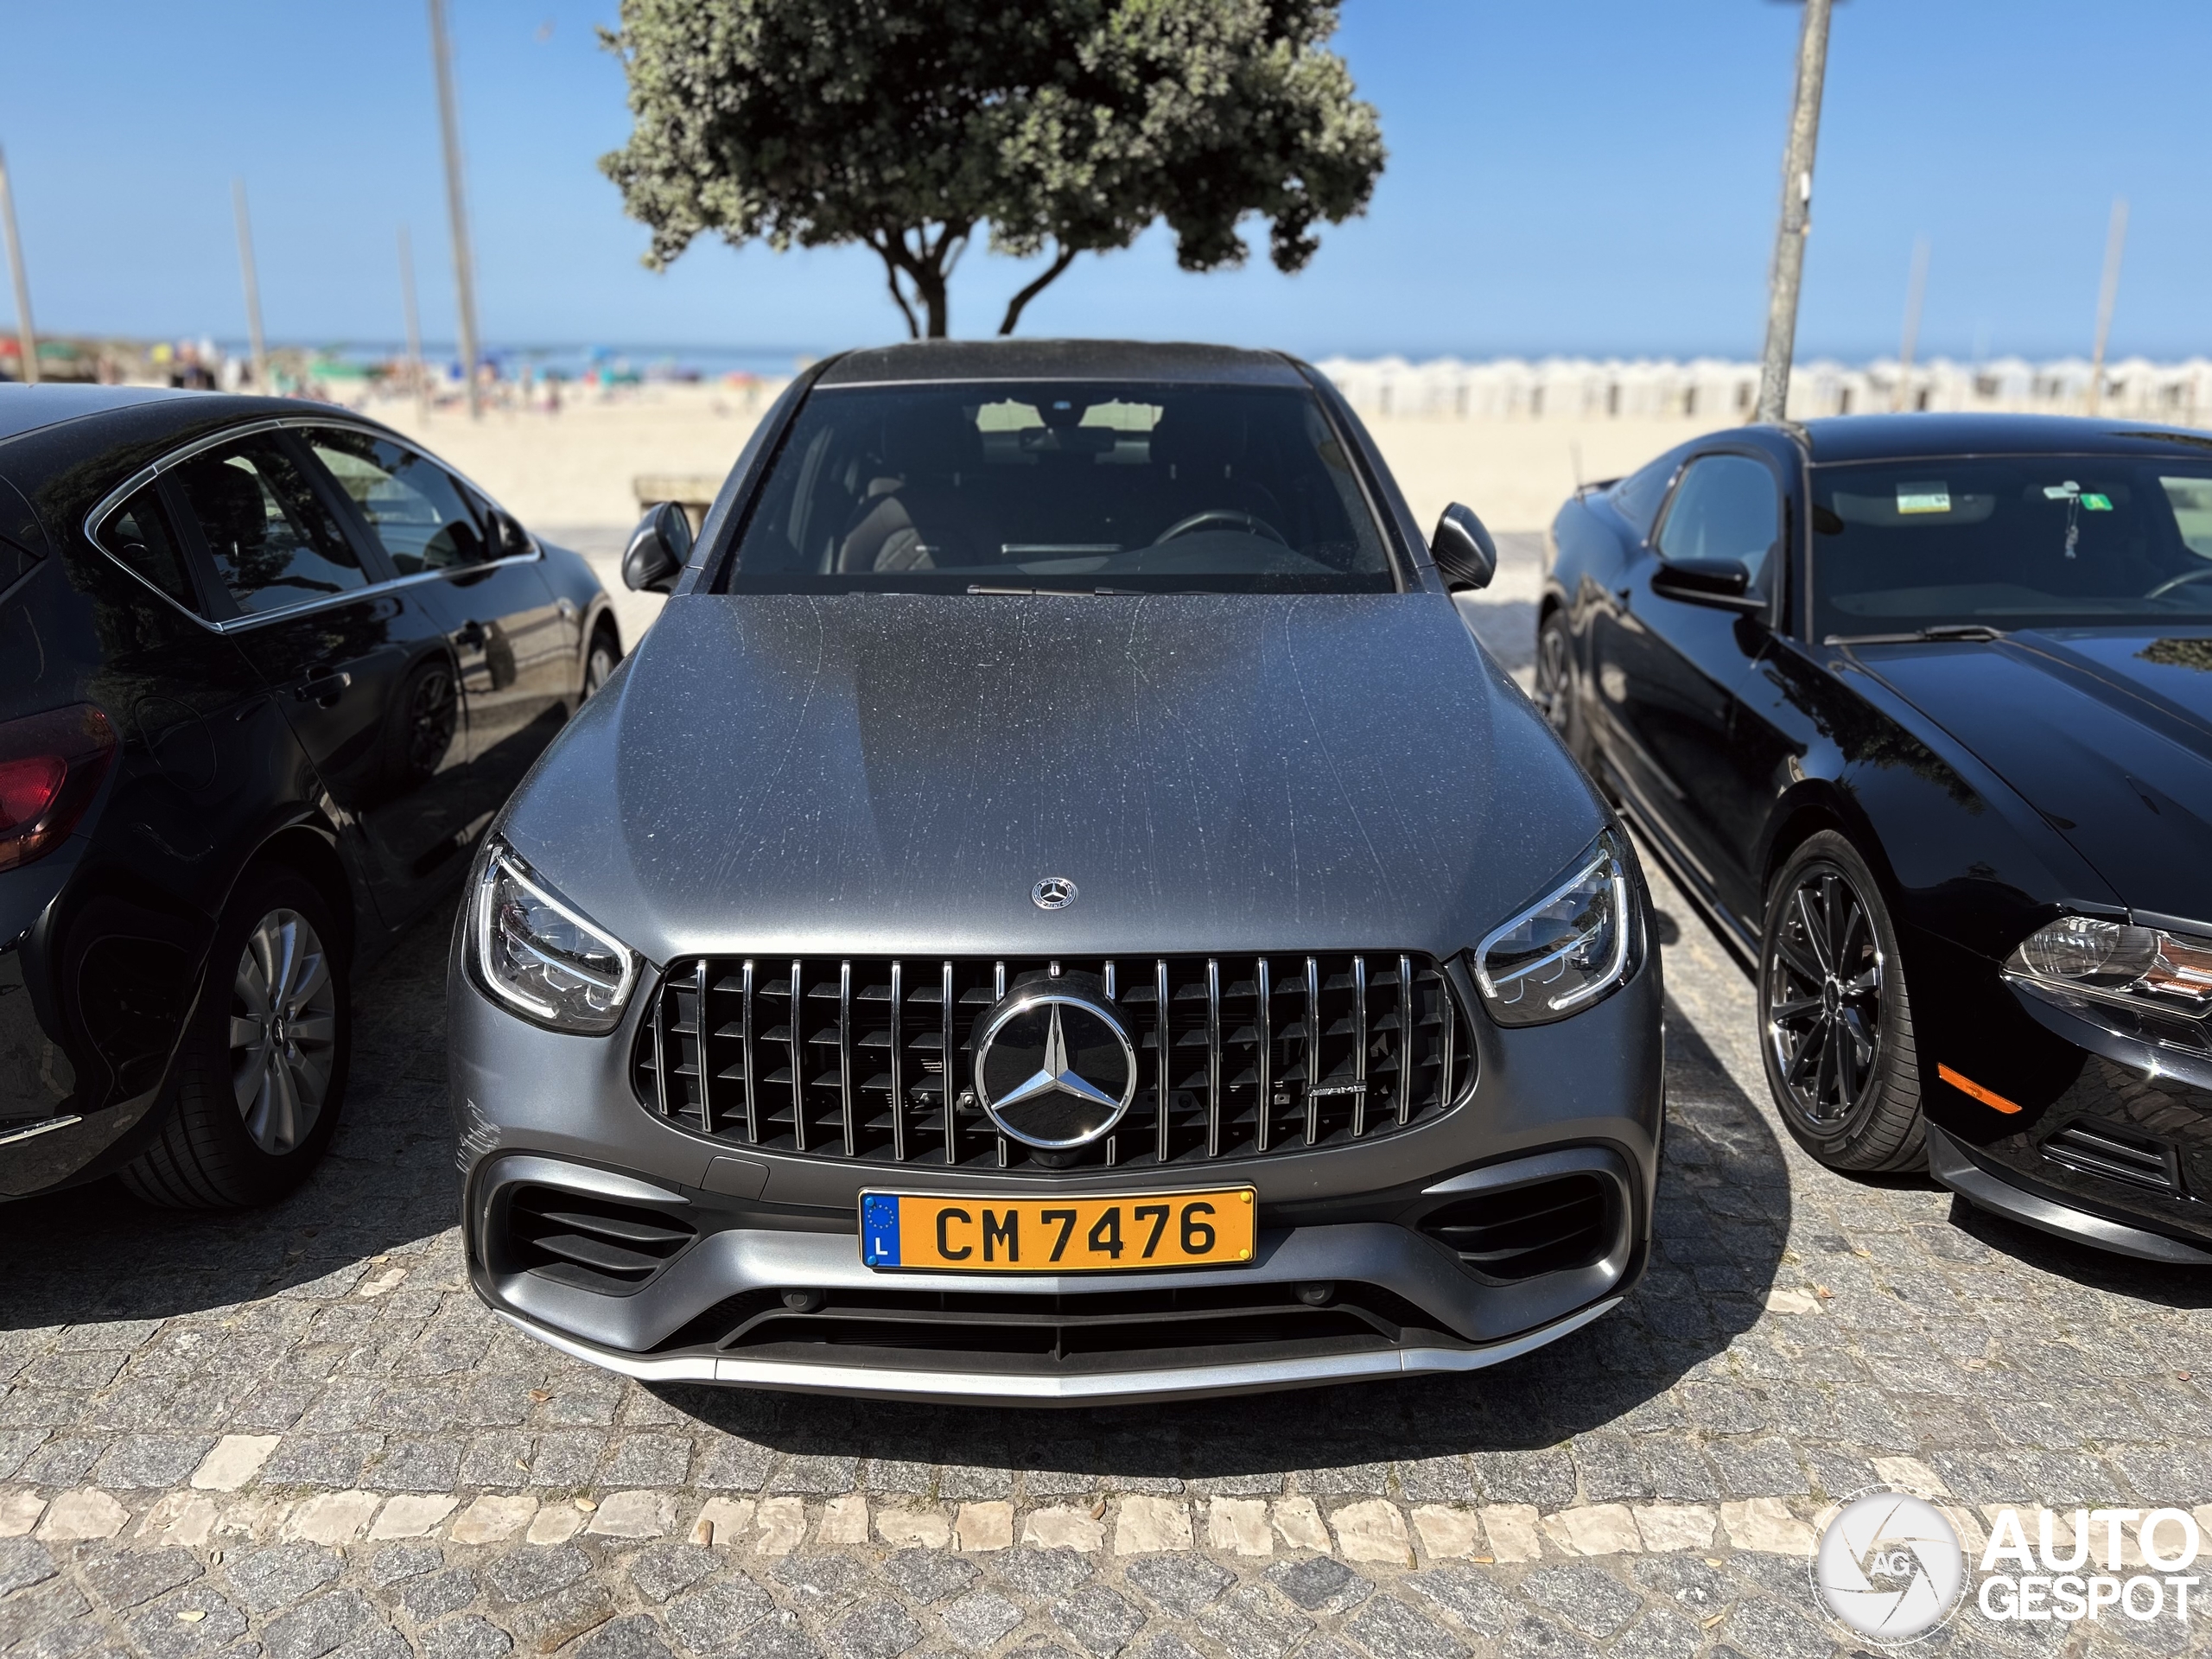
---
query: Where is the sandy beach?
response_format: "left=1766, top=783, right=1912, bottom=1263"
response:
left=363, top=382, right=1715, bottom=658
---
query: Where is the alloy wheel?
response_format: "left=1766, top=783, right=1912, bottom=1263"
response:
left=228, top=908, right=338, bottom=1155
left=1535, top=620, right=1573, bottom=738
left=1764, top=863, right=1885, bottom=1127
left=585, top=642, right=617, bottom=698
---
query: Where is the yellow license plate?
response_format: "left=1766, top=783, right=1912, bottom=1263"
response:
left=860, top=1187, right=1255, bottom=1273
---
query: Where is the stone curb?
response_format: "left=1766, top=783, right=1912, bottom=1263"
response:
left=27, top=1481, right=2190, bottom=1564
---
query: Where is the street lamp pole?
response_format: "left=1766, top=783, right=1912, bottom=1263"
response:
left=2087, top=198, right=2128, bottom=416
left=398, top=224, right=429, bottom=423
left=1755, top=0, right=1834, bottom=424
left=428, top=0, right=482, bottom=419
left=1893, top=235, right=1929, bottom=413
left=0, top=145, right=38, bottom=387
left=232, top=180, right=270, bottom=393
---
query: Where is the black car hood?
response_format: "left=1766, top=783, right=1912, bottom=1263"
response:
left=502, top=593, right=1605, bottom=965
left=1856, top=627, right=2212, bottom=924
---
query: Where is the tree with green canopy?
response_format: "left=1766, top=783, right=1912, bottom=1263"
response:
left=599, top=0, right=1385, bottom=337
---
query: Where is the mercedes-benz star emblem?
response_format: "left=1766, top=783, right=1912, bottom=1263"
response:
left=1031, top=876, right=1077, bottom=911
left=972, top=972, right=1136, bottom=1150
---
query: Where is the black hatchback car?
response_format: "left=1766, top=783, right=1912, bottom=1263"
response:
left=1, top=386, right=620, bottom=1207
left=1542, top=412, right=2212, bottom=1265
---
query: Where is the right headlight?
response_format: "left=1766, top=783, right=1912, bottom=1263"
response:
left=1472, top=829, right=1638, bottom=1026
left=469, top=839, right=639, bottom=1034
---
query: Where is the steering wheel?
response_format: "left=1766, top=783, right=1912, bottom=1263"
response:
left=1152, top=509, right=1288, bottom=547
left=2145, top=565, right=2212, bottom=601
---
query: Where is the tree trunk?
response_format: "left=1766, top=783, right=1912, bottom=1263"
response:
left=914, top=268, right=950, bottom=338
left=999, top=245, right=1078, bottom=335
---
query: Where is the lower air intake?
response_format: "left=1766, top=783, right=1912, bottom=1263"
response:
left=2041, top=1120, right=2183, bottom=1195
left=506, top=1186, right=696, bottom=1294
left=1419, top=1173, right=1614, bottom=1281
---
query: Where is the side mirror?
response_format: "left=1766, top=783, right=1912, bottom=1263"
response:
left=1431, top=503, right=1497, bottom=592
left=1649, top=557, right=1765, bottom=613
left=622, top=499, right=694, bottom=594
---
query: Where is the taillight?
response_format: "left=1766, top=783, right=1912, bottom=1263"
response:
left=0, top=704, right=117, bottom=873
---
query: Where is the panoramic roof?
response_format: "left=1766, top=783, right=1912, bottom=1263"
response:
left=813, top=338, right=1312, bottom=389
left=1797, top=411, right=2212, bottom=464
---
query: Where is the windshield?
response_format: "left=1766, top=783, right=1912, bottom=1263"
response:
left=720, top=382, right=1395, bottom=594
left=1811, top=456, right=2212, bottom=639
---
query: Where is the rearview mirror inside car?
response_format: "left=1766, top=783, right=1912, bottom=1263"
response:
left=1431, top=503, right=1497, bottom=592
left=622, top=499, right=695, bottom=594
left=1649, top=557, right=1765, bottom=613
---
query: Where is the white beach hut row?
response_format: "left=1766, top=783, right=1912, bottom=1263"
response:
left=1314, top=356, right=2212, bottom=426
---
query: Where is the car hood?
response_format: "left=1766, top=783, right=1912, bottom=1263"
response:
left=1856, top=627, right=2212, bottom=924
left=501, top=593, right=1604, bottom=965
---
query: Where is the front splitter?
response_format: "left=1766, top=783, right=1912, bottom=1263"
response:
left=495, top=1295, right=1622, bottom=1408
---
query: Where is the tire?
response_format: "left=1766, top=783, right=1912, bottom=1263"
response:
left=583, top=623, right=620, bottom=700
left=1533, top=608, right=1588, bottom=763
left=121, top=866, right=352, bottom=1209
left=1758, top=830, right=1926, bottom=1173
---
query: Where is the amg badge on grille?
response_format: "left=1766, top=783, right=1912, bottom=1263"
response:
left=973, top=971, right=1136, bottom=1149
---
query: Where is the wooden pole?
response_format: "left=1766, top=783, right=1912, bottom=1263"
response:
left=1755, top=0, right=1834, bottom=424
left=398, top=224, right=429, bottom=422
left=0, top=145, right=37, bottom=387
left=2088, top=197, right=2128, bottom=416
left=1893, top=235, right=1929, bottom=413
left=428, top=0, right=482, bottom=419
left=232, top=180, right=270, bottom=394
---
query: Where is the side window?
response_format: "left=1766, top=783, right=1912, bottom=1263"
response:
left=170, top=438, right=367, bottom=616
left=102, top=484, right=198, bottom=611
left=1611, top=454, right=1678, bottom=537
left=1656, top=454, right=1781, bottom=588
left=303, top=428, right=489, bottom=575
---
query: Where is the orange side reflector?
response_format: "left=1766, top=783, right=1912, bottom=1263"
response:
left=1938, top=1064, right=2021, bottom=1115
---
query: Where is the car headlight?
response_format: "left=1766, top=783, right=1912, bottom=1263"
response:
left=2007, top=915, right=2212, bottom=1004
left=1472, top=829, right=1637, bottom=1026
left=471, top=840, right=639, bottom=1033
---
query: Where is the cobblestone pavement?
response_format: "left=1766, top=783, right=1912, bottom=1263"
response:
left=9, top=746, right=2212, bottom=1654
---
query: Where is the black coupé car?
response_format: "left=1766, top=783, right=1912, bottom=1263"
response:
left=1, top=386, right=620, bottom=1207
left=449, top=339, right=1664, bottom=1404
left=1541, top=411, right=2212, bottom=1264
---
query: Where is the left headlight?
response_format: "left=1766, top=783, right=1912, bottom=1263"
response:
left=1472, top=829, right=1639, bottom=1027
left=470, top=840, right=639, bottom=1033
left=2006, top=914, right=2212, bottom=1007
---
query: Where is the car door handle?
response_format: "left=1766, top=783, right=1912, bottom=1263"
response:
left=292, top=671, right=353, bottom=707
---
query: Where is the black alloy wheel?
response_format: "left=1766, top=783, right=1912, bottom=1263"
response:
left=584, top=626, right=620, bottom=699
left=1533, top=611, right=1586, bottom=760
left=1758, top=830, right=1926, bottom=1173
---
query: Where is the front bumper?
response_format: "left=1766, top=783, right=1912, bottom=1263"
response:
left=1924, top=972, right=2212, bottom=1263
left=449, top=930, right=1663, bottom=1404
left=1928, top=1122, right=2212, bottom=1266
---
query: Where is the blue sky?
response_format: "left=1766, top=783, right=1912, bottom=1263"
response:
left=4, top=1, right=2208, bottom=361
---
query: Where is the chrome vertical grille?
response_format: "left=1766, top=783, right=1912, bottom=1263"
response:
left=632, top=952, right=1476, bottom=1173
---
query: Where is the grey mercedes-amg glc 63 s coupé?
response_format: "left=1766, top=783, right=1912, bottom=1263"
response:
left=449, top=340, right=1663, bottom=1404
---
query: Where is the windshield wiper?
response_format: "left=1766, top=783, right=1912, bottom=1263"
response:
left=966, top=584, right=1188, bottom=597
left=1825, top=624, right=2007, bottom=645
